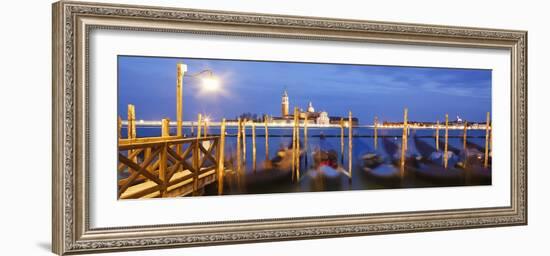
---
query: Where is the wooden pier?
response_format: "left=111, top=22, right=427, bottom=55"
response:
left=118, top=135, right=228, bottom=199
left=118, top=112, right=229, bottom=199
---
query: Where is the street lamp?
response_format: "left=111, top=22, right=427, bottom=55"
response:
left=176, top=63, right=221, bottom=137
left=188, top=70, right=220, bottom=92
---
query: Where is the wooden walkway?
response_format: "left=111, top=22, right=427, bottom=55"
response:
left=120, top=168, right=217, bottom=199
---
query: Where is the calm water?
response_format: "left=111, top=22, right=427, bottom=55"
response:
left=120, top=126, right=490, bottom=196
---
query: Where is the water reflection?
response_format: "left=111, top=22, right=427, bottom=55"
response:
left=122, top=126, right=491, bottom=196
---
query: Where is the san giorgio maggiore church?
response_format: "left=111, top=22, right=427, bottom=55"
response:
left=267, top=90, right=357, bottom=125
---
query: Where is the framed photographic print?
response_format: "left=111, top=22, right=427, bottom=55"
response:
left=52, top=1, right=527, bottom=255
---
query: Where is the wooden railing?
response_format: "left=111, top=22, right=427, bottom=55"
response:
left=117, top=136, right=223, bottom=199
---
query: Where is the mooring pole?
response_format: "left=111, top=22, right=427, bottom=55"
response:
left=236, top=118, right=242, bottom=178
left=444, top=114, right=449, bottom=169
left=400, top=108, right=408, bottom=177
left=204, top=119, right=209, bottom=137
left=252, top=121, right=256, bottom=172
left=242, top=119, right=247, bottom=164
left=292, top=107, right=299, bottom=182
left=436, top=120, right=440, bottom=151
left=348, top=111, right=353, bottom=181
left=196, top=114, right=202, bottom=139
left=195, top=114, right=203, bottom=181
left=489, top=123, right=493, bottom=157
left=484, top=112, right=491, bottom=168
left=218, top=119, right=226, bottom=195
left=304, top=114, right=308, bottom=168
left=374, top=116, right=378, bottom=150
left=340, top=117, right=344, bottom=164
left=161, top=118, right=170, bottom=137
left=265, top=117, right=269, bottom=161
left=463, top=121, right=468, bottom=151
left=296, top=108, right=301, bottom=181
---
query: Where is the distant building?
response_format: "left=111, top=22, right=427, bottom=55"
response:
left=317, top=111, right=330, bottom=125
left=271, top=90, right=358, bottom=125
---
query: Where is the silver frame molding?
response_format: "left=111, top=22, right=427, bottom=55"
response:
left=52, top=1, right=527, bottom=255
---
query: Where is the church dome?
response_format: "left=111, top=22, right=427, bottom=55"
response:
left=307, top=101, right=315, bottom=113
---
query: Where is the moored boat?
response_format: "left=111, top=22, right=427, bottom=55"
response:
left=413, top=136, right=465, bottom=185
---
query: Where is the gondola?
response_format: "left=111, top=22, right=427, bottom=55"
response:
left=413, top=136, right=465, bottom=185
left=244, top=146, right=297, bottom=191
left=359, top=137, right=410, bottom=187
left=460, top=137, right=492, bottom=166
left=308, top=149, right=347, bottom=191
left=437, top=137, right=462, bottom=156
left=458, top=138, right=492, bottom=185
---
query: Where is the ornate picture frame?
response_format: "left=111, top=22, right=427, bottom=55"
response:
left=52, top=1, right=527, bottom=255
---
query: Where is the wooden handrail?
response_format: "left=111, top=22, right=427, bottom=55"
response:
left=117, top=135, right=223, bottom=199
left=119, top=136, right=219, bottom=150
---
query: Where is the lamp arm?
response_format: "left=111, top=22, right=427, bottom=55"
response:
left=184, top=69, right=213, bottom=78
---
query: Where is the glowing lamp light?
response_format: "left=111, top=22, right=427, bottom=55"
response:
left=201, top=76, right=221, bottom=92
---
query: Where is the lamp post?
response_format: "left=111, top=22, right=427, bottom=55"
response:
left=176, top=63, right=187, bottom=137
left=176, top=63, right=221, bottom=137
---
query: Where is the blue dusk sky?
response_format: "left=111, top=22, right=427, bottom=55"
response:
left=118, top=56, right=491, bottom=124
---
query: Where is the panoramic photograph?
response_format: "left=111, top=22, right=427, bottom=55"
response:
left=116, top=55, right=492, bottom=200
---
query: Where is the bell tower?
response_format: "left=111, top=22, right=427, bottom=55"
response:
left=281, top=90, right=289, bottom=117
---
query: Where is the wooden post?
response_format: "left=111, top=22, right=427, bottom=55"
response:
left=159, top=119, right=169, bottom=197
left=292, top=107, right=298, bottom=182
left=265, top=117, right=269, bottom=161
left=463, top=121, right=468, bottom=151
left=196, top=114, right=202, bottom=139
left=159, top=142, right=168, bottom=197
left=218, top=119, right=226, bottom=195
left=435, top=120, right=440, bottom=151
left=127, top=105, right=137, bottom=171
left=252, top=121, right=257, bottom=172
left=192, top=137, right=200, bottom=196
left=444, top=114, right=449, bottom=169
left=117, top=116, right=122, bottom=140
left=304, top=114, right=308, bottom=168
left=204, top=119, right=209, bottom=137
left=127, top=104, right=136, bottom=139
left=161, top=118, right=170, bottom=137
left=236, top=118, right=242, bottom=175
left=348, top=111, right=353, bottom=181
left=489, top=124, right=493, bottom=155
left=296, top=108, right=300, bottom=181
left=400, top=108, right=408, bottom=176
left=340, top=117, right=344, bottom=164
left=374, top=116, right=378, bottom=150
left=484, top=112, right=491, bottom=168
left=242, top=119, right=247, bottom=163
left=196, top=114, right=203, bottom=181
left=304, top=115, right=308, bottom=151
